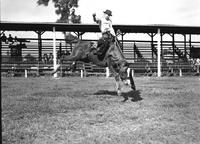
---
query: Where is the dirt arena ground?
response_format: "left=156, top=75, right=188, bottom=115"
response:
left=2, top=76, right=200, bottom=144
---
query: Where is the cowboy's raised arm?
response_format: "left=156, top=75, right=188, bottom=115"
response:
left=92, top=13, right=100, bottom=24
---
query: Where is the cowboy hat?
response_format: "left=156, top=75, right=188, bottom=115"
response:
left=104, top=9, right=112, bottom=16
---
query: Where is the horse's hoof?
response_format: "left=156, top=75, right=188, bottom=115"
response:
left=51, top=70, right=57, bottom=75
left=117, top=90, right=122, bottom=96
left=51, top=71, right=55, bottom=75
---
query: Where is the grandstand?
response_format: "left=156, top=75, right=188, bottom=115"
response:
left=1, top=22, right=200, bottom=77
left=1, top=37, right=199, bottom=76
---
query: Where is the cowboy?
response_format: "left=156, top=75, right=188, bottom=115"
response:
left=92, top=9, right=116, bottom=60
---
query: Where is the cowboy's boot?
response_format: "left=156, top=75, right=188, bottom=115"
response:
left=93, top=45, right=103, bottom=55
left=97, top=43, right=108, bottom=61
left=93, top=38, right=104, bottom=55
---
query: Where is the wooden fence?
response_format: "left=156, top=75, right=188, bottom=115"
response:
left=1, top=38, right=200, bottom=77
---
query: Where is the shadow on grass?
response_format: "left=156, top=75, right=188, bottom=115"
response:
left=94, top=90, right=117, bottom=96
left=94, top=90, right=143, bottom=102
left=122, top=90, right=143, bottom=102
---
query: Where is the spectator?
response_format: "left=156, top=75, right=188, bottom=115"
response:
left=48, top=53, right=53, bottom=63
left=1, top=33, right=7, bottom=43
left=196, top=58, right=200, bottom=74
left=24, top=54, right=36, bottom=63
left=57, top=50, right=62, bottom=59
left=69, top=8, right=81, bottom=24
left=14, top=36, right=19, bottom=43
left=8, top=34, right=14, bottom=44
left=43, top=53, right=48, bottom=64
left=145, top=63, right=152, bottom=76
left=66, top=50, right=71, bottom=55
left=196, top=58, right=200, bottom=64
left=6, top=50, right=10, bottom=56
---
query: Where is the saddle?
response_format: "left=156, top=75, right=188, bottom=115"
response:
left=85, top=36, right=122, bottom=63
left=95, top=34, right=116, bottom=61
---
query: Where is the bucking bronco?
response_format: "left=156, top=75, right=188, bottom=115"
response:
left=52, top=37, right=136, bottom=97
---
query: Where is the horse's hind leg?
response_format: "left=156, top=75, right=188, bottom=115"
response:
left=51, top=51, right=83, bottom=75
left=61, top=51, right=83, bottom=62
left=52, top=50, right=84, bottom=73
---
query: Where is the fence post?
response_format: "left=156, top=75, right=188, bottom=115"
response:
left=25, top=69, right=28, bottom=78
left=36, top=62, right=40, bottom=77
left=53, top=26, right=58, bottom=78
left=106, top=67, right=110, bottom=78
left=197, top=65, right=200, bottom=74
left=157, top=28, right=161, bottom=77
left=81, top=69, right=83, bottom=78
left=179, top=68, right=182, bottom=77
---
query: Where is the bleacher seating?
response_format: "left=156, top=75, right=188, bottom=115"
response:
left=1, top=38, right=200, bottom=77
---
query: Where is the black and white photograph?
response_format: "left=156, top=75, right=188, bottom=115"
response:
left=1, top=0, right=200, bottom=143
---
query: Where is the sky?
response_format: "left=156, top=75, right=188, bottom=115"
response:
left=1, top=0, right=200, bottom=25
left=1, top=0, right=200, bottom=39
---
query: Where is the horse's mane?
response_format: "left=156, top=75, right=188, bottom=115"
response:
left=108, top=39, right=125, bottom=60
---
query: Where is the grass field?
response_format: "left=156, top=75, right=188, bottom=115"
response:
left=2, top=76, right=200, bottom=144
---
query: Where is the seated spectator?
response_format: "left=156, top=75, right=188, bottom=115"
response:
left=196, top=58, right=200, bottom=74
left=14, top=36, right=19, bottom=43
left=43, top=53, right=48, bottom=64
left=8, top=34, right=14, bottom=44
left=196, top=58, right=200, bottom=65
left=57, top=50, right=65, bottom=59
left=65, top=50, right=71, bottom=55
left=145, top=63, right=152, bottom=76
left=48, top=53, right=53, bottom=63
left=24, top=54, right=36, bottom=63
left=6, top=50, right=10, bottom=56
left=1, top=33, right=7, bottom=43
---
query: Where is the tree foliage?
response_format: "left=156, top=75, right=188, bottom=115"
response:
left=37, top=0, right=80, bottom=23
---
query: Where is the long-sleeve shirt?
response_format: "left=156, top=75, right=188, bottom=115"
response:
left=94, top=16, right=116, bottom=36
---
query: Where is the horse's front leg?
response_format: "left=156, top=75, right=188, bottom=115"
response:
left=115, top=75, right=122, bottom=96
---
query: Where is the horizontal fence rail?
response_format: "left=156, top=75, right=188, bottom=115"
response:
left=1, top=38, right=200, bottom=77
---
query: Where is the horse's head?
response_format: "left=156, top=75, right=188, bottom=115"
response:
left=117, top=60, right=129, bottom=81
left=116, top=60, right=135, bottom=89
left=108, top=41, right=129, bottom=81
left=118, top=61, right=135, bottom=89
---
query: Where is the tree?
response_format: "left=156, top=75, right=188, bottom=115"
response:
left=37, top=0, right=80, bottom=23
left=37, top=0, right=81, bottom=47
